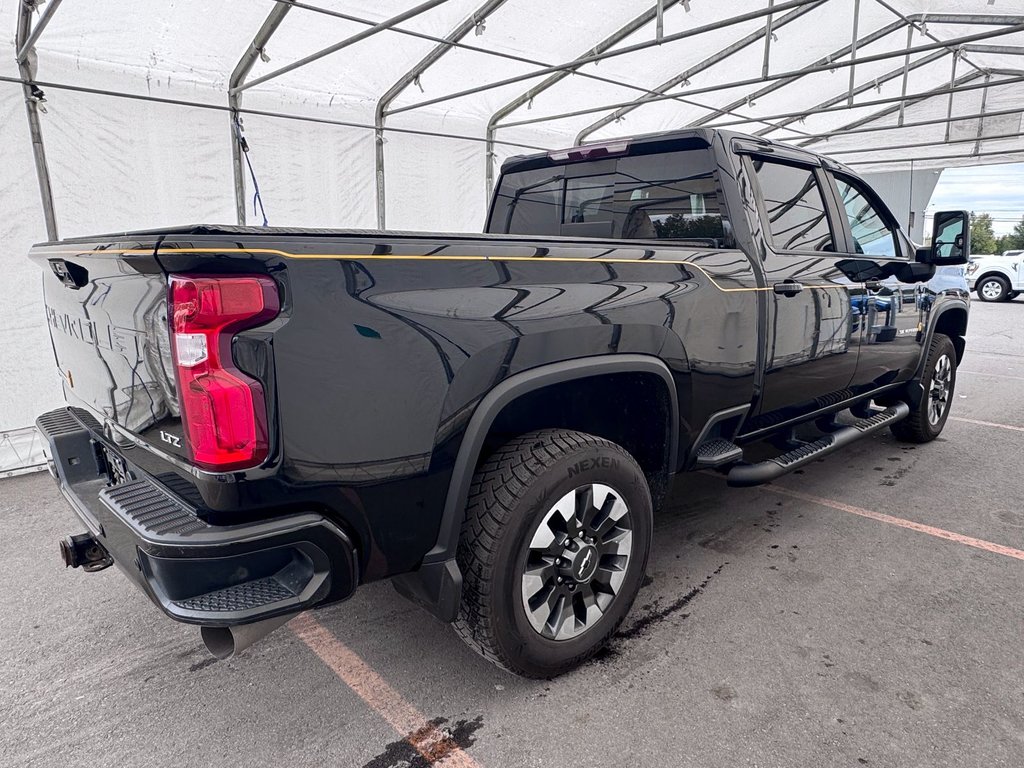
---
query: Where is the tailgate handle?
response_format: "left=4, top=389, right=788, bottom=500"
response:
left=772, top=280, right=804, bottom=297
left=49, top=259, right=89, bottom=289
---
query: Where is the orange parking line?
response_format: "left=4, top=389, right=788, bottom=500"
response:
left=766, top=485, right=1024, bottom=562
left=950, top=416, right=1024, bottom=433
left=290, top=613, right=482, bottom=768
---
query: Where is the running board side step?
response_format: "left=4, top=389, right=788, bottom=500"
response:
left=727, top=403, right=910, bottom=488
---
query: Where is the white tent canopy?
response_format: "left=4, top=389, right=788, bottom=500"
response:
left=2, top=0, right=1023, bottom=472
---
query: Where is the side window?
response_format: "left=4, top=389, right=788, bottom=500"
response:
left=834, top=176, right=899, bottom=258
left=751, top=159, right=835, bottom=252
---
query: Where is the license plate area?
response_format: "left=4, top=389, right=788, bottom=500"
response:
left=100, top=445, right=135, bottom=487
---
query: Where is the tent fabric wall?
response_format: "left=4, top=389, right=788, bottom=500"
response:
left=2, top=0, right=1024, bottom=473
left=0, top=77, right=63, bottom=474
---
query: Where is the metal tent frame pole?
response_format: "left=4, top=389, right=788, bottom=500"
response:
left=812, top=128, right=1023, bottom=157
left=687, top=19, right=905, bottom=130
left=483, top=0, right=684, bottom=195
left=494, top=20, right=1024, bottom=134
left=573, top=0, right=825, bottom=145
left=15, top=0, right=62, bottom=241
left=795, top=70, right=986, bottom=148
left=228, top=3, right=292, bottom=226
left=375, top=0, right=509, bottom=229
left=282, top=0, right=808, bottom=141
left=387, top=0, right=821, bottom=117
left=234, top=0, right=449, bottom=96
left=715, top=72, right=1020, bottom=134
left=845, top=146, right=1024, bottom=166
left=752, top=48, right=952, bottom=138
left=783, top=105, right=1024, bottom=144
left=0, top=72, right=552, bottom=154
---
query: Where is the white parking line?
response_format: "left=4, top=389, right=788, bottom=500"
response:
left=959, top=370, right=1024, bottom=382
left=949, top=416, right=1024, bottom=433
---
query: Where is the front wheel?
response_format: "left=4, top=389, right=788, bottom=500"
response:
left=890, top=333, right=957, bottom=443
left=977, top=275, right=1010, bottom=302
left=454, top=429, right=653, bottom=678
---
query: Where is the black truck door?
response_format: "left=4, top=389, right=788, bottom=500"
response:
left=746, top=156, right=861, bottom=420
left=822, top=170, right=925, bottom=394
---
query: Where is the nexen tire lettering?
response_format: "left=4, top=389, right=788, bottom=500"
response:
left=567, top=456, right=620, bottom=478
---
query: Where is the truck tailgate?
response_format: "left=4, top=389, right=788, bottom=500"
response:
left=29, top=243, right=187, bottom=460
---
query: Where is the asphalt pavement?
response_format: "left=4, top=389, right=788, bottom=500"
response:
left=3, top=300, right=1023, bottom=768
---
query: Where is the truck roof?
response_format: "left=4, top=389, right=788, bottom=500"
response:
left=499, top=127, right=848, bottom=176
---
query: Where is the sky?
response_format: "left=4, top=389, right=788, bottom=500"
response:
left=927, top=163, right=1024, bottom=236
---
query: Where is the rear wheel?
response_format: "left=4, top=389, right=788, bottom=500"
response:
left=890, top=333, right=957, bottom=444
left=977, top=275, right=1010, bottom=302
left=454, top=429, right=652, bottom=678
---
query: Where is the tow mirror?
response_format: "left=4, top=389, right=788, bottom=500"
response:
left=922, top=210, right=970, bottom=265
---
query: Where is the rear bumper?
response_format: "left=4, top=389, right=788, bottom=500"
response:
left=36, top=407, right=358, bottom=627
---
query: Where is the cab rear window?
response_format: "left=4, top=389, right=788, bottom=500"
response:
left=490, top=148, right=728, bottom=247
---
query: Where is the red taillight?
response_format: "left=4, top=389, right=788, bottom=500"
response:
left=547, top=140, right=629, bottom=163
left=168, top=275, right=279, bottom=471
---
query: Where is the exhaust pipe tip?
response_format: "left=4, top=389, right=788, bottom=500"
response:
left=200, top=612, right=297, bottom=660
left=200, top=626, right=238, bottom=660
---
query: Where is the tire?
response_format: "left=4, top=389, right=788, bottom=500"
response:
left=976, top=275, right=1010, bottom=302
left=890, top=333, right=957, bottom=444
left=454, top=429, right=653, bottom=678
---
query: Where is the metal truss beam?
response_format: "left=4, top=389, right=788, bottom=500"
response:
left=15, top=0, right=62, bottom=64
left=963, top=44, right=1024, bottom=56
left=776, top=105, right=1024, bottom=144
left=795, top=70, right=986, bottom=148
left=0, top=73, right=553, bottom=153
left=753, top=48, right=950, bottom=138
left=484, top=0, right=684, bottom=194
left=815, top=128, right=1022, bottom=157
left=845, top=146, right=1024, bottom=166
left=376, top=0, right=508, bottom=228
left=574, top=0, right=824, bottom=145
left=686, top=19, right=905, bottom=129
left=228, top=3, right=292, bottom=225
left=681, top=72, right=1021, bottom=135
left=235, top=0, right=448, bottom=95
left=689, top=7, right=1017, bottom=135
left=15, top=0, right=61, bottom=241
left=387, top=0, right=821, bottom=117
left=496, top=22, right=1024, bottom=134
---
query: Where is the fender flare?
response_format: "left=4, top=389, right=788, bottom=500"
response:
left=900, top=300, right=969, bottom=409
left=391, top=353, right=679, bottom=621
left=917, top=300, right=969, bottom=370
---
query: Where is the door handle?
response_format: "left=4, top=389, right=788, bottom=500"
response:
left=772, top=280, right=805, bottom=296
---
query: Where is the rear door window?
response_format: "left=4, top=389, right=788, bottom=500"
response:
left=751, top=159, right=835, bottom=252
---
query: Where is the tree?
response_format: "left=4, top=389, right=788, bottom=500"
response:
left=1002, top=215, right=1024, bottom=252
left=970, top=212, right=997, bottom=254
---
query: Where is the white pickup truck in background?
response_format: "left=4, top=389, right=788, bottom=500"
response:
left=966, top=250, right=1024, bottom=301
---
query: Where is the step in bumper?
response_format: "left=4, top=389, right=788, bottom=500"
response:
left=36, top=407, right=358, bottom=627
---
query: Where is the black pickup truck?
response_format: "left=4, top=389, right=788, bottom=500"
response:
left=31, top=128, right=970, bottom=677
